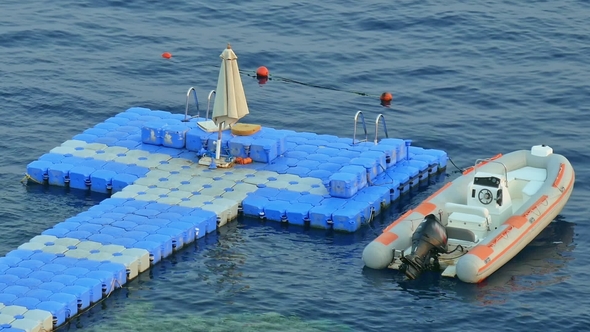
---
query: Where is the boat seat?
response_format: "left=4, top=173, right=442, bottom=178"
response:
left=445, top=202, right=490, bottom=220
left=445, top=203, right=490, bottom=239
left=522, top=180, right=544, bottom=197
left=507, top=167, right=547, bottom=182
left=448, top=212, right=489, bottom=238
left=447, top=227, right=477, bottom=243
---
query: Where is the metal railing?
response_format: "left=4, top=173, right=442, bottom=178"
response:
left=205, top=90, right=216, bottom=121
left=474, top=159, right=509, bottom=187
left=353, top=111, right=368, bottom=145
left=183, top=87, right=200, bottom=122
left=354, top=111, right=390, bottom=145
left=374, top=113, right=389, bottom=144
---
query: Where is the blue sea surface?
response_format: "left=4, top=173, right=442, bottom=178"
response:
left=1, top=0, right=589, bottom=331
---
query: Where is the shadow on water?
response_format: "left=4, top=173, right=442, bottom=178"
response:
left=23, top=182, right=110, bottom=209
left=238, top=215, right=367, bottom=246
left=64, top=219, right=359, bottom=332
left=0, top=183, right=111, bottom=255
left=362, top=218, right=576, bottom=305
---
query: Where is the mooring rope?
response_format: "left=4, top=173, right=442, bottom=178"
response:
left=239, top=69, right=381, bottom=98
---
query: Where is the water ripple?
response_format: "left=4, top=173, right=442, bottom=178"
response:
left=1, top=0, right=590, bottom=331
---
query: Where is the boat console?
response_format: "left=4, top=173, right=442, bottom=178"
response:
left=466, top=161, right=514, bottom=229
left=468, top=171, right=511, bottom=210
left=445, top=160, right=514, bottom=242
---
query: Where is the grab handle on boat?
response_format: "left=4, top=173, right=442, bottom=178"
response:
left=374, top=114, right=389, bottom=144
left=183, top=87, right=200, bottom=122
left=353, top=110, right=368, bottom=145
left=474, top=159, right=509, bottom=188
left=206, top=90, right=216, bottom=121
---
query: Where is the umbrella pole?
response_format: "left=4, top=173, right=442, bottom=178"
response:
left=215, top=122, right=223, bottom=160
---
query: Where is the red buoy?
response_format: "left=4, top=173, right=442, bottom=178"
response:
left=256, top=66, right=269, bottom=77
left=380, top=92, right=393, bottom=102
left=162, top=52, right=172, bottom=59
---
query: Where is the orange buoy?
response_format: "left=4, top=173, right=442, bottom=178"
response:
left=162, top=52, right=172, bottom=59
left=256, top=66, right=269, bottom=78
left=380, top=92, right=393, bottom=102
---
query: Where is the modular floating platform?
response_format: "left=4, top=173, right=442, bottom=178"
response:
left=0, top=106, right=447, bottom=331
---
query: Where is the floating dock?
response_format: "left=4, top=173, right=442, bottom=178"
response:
left=0, top=106, right=447, bottom=331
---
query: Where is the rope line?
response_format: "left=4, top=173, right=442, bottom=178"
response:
left=239, top=69, right=381, bottom=98
left=447, top=157, right=466, bottom=174
left=21, top=173, right=43, bottom=185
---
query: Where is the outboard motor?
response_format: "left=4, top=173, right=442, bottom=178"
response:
left=399, top=214, right=448, bottom=280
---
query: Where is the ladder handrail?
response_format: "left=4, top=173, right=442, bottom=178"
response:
left=353, top=111, right=368, bottom=145
left=183, top=87, right=200, bottom=122
left=206, top=90, right=216, bottom=121
left=374, top=114, right=389, bottom=144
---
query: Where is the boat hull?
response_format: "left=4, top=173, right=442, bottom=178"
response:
left=362, top=145, right=575, bottom=283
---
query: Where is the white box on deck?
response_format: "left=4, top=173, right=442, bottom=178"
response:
left=531, top=145, right=553, bottom=157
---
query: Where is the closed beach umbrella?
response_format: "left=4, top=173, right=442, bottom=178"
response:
left=212, top=43, right=250, bottom=160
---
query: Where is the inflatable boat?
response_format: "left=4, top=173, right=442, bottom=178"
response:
left=362, top=145, right=575, bottom=283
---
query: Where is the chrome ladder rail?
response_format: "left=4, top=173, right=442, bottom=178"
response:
left=183, top=87, right=200, bottom=122
left=205, top=90, right=216, bottom=121
left=374, top=114, right=389, bottom=144
left=353, top=111, right=368, bottom=145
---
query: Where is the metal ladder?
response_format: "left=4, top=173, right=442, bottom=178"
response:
left=353, top=111, right=389, bottom=145
left=205, top=90, right=216, bottom=121
left=182, top=87, right=200, bottom=122
left=182, top=88, right=218, bottom=122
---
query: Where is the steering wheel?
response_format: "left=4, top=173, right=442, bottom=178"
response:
left=478, top=189, right=493, bottom=205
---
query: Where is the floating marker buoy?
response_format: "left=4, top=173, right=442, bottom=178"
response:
left=256, top=66, right=269, bottom=78
left=256, top=66, right=269, bottom=85
left=162, top=52, right=172, bottom=59
left=380, top=92, right=393, bottom=102
left=380, top=92, right=393, bottom=107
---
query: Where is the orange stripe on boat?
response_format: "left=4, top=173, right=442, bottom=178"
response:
left=382, top=180, right=448, bottom=234
left=505, top=215, right=527, bottom=228
left=462, top=167, right=474, bottom=175
left=414, top=201, right=436, bottom=216
left=488, top=226, right=513, bottom=247
left=552, top=163, right=565, bottom=188
left=375, top=232, right=399, bottom=245
left=523, top=195, right=548, bottom=217
left=469, top=245, right=493, bottom=260
left=478, top=175, right=574, bottom=274
left=462, top=153, right=503, bottom=175
left=383, top=210, right=413, bottom=232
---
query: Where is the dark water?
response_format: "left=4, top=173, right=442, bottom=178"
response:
left=1, top=0, right=589, bottom=331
